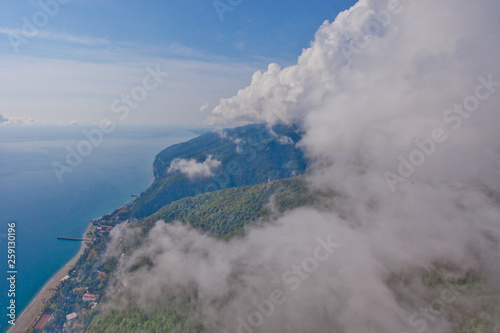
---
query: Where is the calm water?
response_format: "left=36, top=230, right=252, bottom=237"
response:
left=0, top=126, right=198, bottom=332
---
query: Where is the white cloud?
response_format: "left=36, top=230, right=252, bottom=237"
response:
left=277, top=135, right=294, bottom=145
left=209, top=0, right=500, bottom=192
left=199, top=102, right=209, bottom=112
left=0, top=28, right=111, bottom=46
left=0, top=113, right=45, bottom=125
left=168, top=155, right=221, bottom=179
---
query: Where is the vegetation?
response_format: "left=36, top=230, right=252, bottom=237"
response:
left=29, top=125, right=499, bottom=333
left=389, top=264, right=500, bottom=333
left=130, top=124, right=307, bottom=218
left=137, top=175, right=314, bottom=239
left=87, top=300, right=203, bottom=333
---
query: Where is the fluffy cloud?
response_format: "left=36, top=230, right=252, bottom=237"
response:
left=107, top=0, right=500, bottom=332
left=277, top=135, right=294, bottom=145
left=0, top=114, right=7, bottom=123
left=199, top=102, right=210, bottom=112
left=209, top=0, right=500, bottom=197
left=168, top=155, right=221, bottom=179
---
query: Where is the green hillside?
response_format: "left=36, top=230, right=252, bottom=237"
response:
left=83, top=177, right=317, bottom=333
left=136, top=175, right=313, bottom=239
left=87, top=300, right=203, bottom=333
left=130, top=124, right=307, bottom=218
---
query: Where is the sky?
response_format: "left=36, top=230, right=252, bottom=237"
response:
left=0, top=0, right=357, bottom=127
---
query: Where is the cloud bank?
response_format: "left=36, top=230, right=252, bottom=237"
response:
left=168, top=155, right=222, bottom=179
left=0, top=113, right=44, bottom=125
left=105, top=0, right=500, bottom=332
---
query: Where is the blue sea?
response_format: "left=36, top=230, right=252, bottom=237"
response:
left=0, top=126, right=198, bottom=332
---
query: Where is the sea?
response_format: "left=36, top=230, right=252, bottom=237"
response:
left=0, top=126, right=198, bottom=332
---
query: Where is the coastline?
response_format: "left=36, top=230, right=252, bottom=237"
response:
left=6, top=131, right=200, bottom=333
left=7, top=224, right=92, bottom=333
left=2, top=129, right=198, bottom=333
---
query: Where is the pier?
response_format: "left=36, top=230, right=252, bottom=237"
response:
left=57, top=237, right=92, bottom=242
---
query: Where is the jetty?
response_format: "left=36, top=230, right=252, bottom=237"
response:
left=57, top=237, right=92, bottom=242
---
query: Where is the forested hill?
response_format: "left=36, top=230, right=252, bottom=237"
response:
left=85, top=176, right=318, bottom=333
left=130, top=124, right=307, bottom=218
left=137, top=176, right=314, bottom=239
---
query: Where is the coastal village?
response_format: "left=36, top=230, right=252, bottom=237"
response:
left=27, top=202, right=134, bottom=333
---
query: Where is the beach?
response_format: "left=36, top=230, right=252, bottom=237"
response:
left=7, top=227, right=91, bottom=333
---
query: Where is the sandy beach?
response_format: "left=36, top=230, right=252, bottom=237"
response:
left=7, top=226, right=92, bottom=333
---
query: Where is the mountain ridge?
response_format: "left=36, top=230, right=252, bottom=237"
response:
left=130, top=123, right=307, bottom=218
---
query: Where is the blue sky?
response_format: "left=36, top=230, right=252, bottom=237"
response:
left=0, top=0, right=357, bottom=127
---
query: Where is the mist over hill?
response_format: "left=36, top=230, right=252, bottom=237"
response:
left=98, top=0, right=500, bottom=332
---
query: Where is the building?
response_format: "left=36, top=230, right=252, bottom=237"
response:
left=97, top=270, right=107, bottom=280
left=101, top=225, right=113, bottom=232
left=66, top=312, right=77, bottom=322
left=82, top=293, right=99, bottom=302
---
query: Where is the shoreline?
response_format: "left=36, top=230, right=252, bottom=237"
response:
left=7, top=224, right=92, bottom=333
left=7, top=131, right=200, bottom=332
